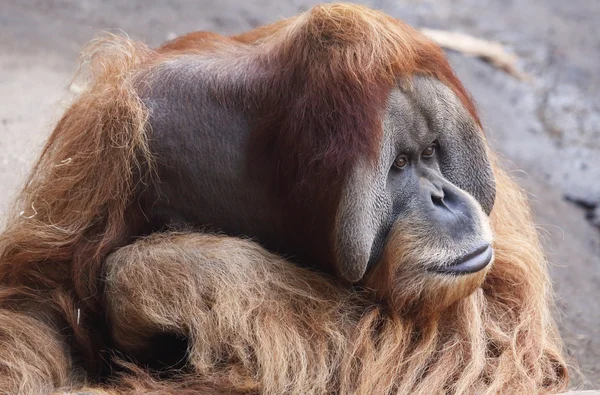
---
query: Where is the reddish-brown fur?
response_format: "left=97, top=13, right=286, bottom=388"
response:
left=0, top=4, right=568, bottom=394
left=156, top=5, right=483, bottom=271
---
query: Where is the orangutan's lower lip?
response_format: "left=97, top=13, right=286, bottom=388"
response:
left=430, top=244, right=493, bottom=275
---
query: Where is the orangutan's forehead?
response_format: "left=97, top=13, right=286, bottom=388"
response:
left=382, top=76, right=478, bottom=154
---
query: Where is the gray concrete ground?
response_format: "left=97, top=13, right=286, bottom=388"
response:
left=1, top=0, right=599, bottom=389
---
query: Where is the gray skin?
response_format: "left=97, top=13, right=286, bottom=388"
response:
left=336, top=77, right=496, bottom=281
left=138, top=63, right=496, bottom=282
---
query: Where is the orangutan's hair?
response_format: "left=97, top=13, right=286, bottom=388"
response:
left=0, top=35, right=155, bottom=390
left=0, top=3, right=569, bottom=394
left=100, top=164, right=568, bottom=395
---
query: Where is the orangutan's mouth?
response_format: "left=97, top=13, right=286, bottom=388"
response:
left=430, top=244, right=493, bottom=275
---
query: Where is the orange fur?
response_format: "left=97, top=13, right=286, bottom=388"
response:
left=0, top=4, right=568, bottom=394
left=100, top=160, right=567, bottom=395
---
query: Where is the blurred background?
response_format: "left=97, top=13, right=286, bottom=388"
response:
left=1, top=0, right=598, bottom=389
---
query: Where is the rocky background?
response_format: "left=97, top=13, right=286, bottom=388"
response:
left=1, top=0, right=599, bottom=389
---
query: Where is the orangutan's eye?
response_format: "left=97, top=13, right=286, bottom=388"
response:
left=393, top=155, right=408, bottom=169
left=422, top=142, right=437, bottom=158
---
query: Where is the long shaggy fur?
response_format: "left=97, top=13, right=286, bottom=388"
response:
left=0, top=3, right=568, bottom=394
left=102, top=161, right=567, bottom=395
left=0, top=35, right=155, bottom=391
